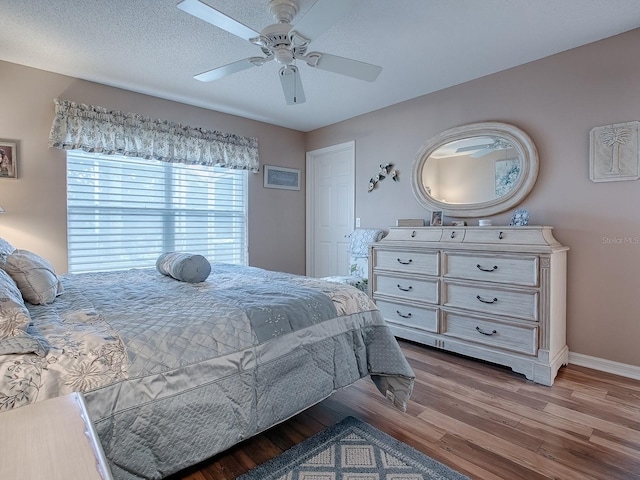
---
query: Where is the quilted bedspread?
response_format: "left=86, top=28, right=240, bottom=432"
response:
left=0, top=264, right=414, bottom=480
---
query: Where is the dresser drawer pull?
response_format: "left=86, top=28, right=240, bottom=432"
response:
left=397, top=284, right=413, bottom=292
left=476, top=264, right=498, bottom=272
left=450, top=231, right=455, bottom=238
left=397, top=258, right=413, bottom=265
left=476, top=295, right=498, bottom=304
left=396, top=310, right=413, bottom=319
left=476, top=326, right=497, bottom=336
left=499, top=231, right=504, bottom=240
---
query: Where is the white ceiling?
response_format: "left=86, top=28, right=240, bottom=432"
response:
left=2, top=1, right=640, bottom=132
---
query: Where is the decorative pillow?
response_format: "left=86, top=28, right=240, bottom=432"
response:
left=348, top=228, right=386, bottom=257
left=0, top=237, right=16, bottom=264
left=0, top=268, right=32, bottom=339
left=1, top=249, right=64, bottom=305
left=156, top=252, right=211, bottom=283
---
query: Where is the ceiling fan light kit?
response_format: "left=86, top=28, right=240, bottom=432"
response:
left=177, top=0, right=383, bottom=105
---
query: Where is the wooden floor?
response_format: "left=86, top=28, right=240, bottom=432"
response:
left=170, top=340, right=640, bottom=480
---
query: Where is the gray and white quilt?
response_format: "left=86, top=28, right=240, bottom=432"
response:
left=0, top=264, right=414, bottom=480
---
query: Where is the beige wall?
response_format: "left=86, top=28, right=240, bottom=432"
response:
left=306, top=29, right=640, bottom=367
left=0, top=61, right=307, bottom=276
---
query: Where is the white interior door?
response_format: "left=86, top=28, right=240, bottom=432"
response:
left=306, top=141, right=355, bottom=277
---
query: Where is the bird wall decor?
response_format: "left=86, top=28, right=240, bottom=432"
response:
left=368, top=163, right=398, bottom=192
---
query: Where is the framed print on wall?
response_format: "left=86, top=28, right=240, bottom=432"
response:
left=264, top=165, right=301, bottom=190
left=0, top=139, right=18, bottom=179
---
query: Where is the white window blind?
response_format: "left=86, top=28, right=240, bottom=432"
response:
left=67, top=152, right=247, bottom=273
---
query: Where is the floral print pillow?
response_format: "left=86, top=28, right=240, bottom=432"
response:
left=0, top=268, right=32, bottom=340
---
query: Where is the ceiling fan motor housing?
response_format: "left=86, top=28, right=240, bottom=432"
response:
left=256, top=22, right=308, bottom=64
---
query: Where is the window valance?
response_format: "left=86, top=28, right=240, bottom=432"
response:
left=48, top=98, right=259, bottom=172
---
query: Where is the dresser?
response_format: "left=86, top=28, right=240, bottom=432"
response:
left=369, top=226, right=568, bottom=385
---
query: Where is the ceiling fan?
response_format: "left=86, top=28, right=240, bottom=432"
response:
left=177, top=0, right=383, bottom=105
left=455, top=138, right=513, bottom=158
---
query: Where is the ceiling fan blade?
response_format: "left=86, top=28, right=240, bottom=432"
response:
left=309, top=52, right=382, bottom=82
left=291, top=0, right=358, bottom=42
left=195, top=57, right=266, bottom=82
left=456, top=143, right=494, bottom=153
left=177, top=0, right=259, bottom=41
left=279, top=66, right=306, bottom=105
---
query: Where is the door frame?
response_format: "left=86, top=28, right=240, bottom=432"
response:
left=305, top=140, right=355, bottom=276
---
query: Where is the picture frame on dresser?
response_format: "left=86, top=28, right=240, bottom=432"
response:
left=430, top=210, right=442, bottom=226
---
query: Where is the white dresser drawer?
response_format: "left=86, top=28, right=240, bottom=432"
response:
left=373, top=273, right=438, bottom=303
left=443, top=281, right=538, bottom=321
left=443, top=252, right=538, bottom=286
left=376, top=299, right=438, bottom=333
left=442, top=311, right=538, bottom=355
left=441, top=228, right=465, bottom=243
left=384, top=227, right=443, bottom=242
left=463, top=227, right=551, bottom=245
left=373, top=249, right=439, bottom=276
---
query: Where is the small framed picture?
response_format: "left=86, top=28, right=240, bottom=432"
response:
left=0, top=139, right=18, bottom=179
left=264, top=165, right=301, bottom=190
left=430, top=210, right=443, bottom=226
left=451, top=220, right=467, bottom=226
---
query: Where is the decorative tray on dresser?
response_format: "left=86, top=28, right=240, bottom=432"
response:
left=369, top=226, right=568, bottom=386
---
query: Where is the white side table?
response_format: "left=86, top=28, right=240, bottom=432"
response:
left=0, top=392, right=113, bottom=480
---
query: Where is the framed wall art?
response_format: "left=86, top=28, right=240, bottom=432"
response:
left=0, top=139, right=18, bottom=179
left=264, top=165, right=301, bottom=190
left=589, top=121, right=640, bottom=182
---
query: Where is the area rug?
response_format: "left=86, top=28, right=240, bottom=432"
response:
left=238, top=416, right=470, bottom=480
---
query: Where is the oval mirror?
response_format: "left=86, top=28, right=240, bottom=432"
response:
left=411, top=122, right=539, bottom=218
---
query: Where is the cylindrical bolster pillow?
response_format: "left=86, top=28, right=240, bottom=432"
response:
left=156, top=252, right=211, bottom=283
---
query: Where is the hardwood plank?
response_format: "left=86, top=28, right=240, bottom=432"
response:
left=168, top=341, right=640, bottom=480
left=436, top=434, right=549, bottom=480
left=537, top=435, right=640, bottom=480
left=414, top=365, right=594, bottom=439
left=417, top=406, right=600, bottom=480
left=543, top=403, right=640, bottom=442
left=414, top=389, right=544, bottom=453
left=590, top=432, right=640, bottom=461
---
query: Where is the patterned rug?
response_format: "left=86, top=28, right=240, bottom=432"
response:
left=237, top=416, right=470, bottom=480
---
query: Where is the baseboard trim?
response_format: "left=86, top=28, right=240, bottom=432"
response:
left=569, top=352, right=640, bottom=381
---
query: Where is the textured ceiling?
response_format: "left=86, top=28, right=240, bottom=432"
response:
left=2, top=0, right=640, bottom=132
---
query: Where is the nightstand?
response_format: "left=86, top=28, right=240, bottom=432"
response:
left=0, top=392, right=113, bottom=480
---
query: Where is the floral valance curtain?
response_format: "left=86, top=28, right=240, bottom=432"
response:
left=48, top=98, right=259, bottom=172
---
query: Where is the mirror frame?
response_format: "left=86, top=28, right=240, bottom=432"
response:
left=411, top=121, right=539, bottom=218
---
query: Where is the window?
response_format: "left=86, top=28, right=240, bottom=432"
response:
left=67, top=151, right=247, bottom=273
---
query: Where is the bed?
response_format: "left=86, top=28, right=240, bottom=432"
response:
left=0, top=257, right=415, bottom=480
